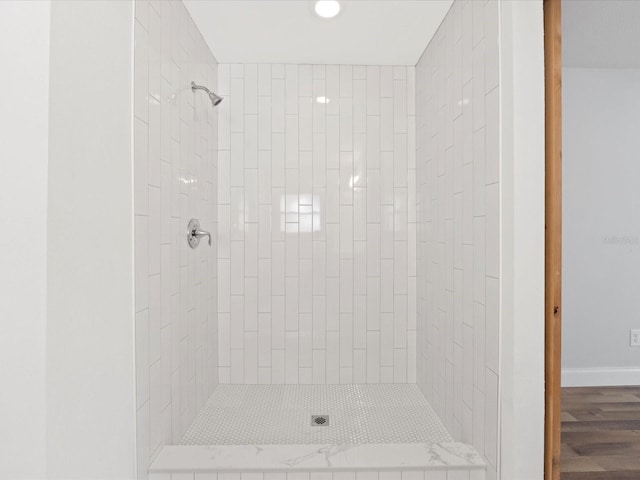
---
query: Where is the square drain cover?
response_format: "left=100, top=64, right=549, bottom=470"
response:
left=311, top=415, right=330, bottom=426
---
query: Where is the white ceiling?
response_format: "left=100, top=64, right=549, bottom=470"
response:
left=183, top=0, right=453, bottom=65
left=563, top=0, right=640, bottom=68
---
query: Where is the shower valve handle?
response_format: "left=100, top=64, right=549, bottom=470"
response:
left=187, top=218, right=212, bottom=249
left=194, top=229, right=212, bottom=246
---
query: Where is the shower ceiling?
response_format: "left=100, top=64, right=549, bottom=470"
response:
left=183, top=0, right=453, bottom=65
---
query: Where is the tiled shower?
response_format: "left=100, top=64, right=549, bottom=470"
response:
left=216, top=62, right=417, bottom=385
left=133, top=1, right=219, bottom=473
left=134, top=1, right=501, bottom=480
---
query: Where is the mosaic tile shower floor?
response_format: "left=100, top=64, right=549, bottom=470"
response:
left=179, top=384, right=453, bottom=445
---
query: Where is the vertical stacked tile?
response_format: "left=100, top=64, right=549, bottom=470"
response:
left=217, top=64, right=416, bottom=385
left=134, top=0, right=219, bottom=478
left=415, top=1, right=500, bottom=479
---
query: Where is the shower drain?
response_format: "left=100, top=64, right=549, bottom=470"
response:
left=311, top=415, right=330, bottom=426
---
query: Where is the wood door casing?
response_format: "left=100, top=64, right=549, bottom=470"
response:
left=544, top=0, right=562, bottom=479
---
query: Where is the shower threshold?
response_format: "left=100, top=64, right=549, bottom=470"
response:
left=148, top=385, right=485, bottom=477
left=149, top=442, right=484, bottom=473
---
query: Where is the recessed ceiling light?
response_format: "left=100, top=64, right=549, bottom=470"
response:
left=314, top=0, right=341, bottom=19
left=316, top=96, right=330, bottom=104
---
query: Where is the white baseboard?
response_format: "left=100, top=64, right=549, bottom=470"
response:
left=562, top=367, right=640, bottom=387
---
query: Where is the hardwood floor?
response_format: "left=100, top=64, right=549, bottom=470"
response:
left=561, top=386, right=640, bottom=479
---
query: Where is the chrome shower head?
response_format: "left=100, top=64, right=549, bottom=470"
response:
left=191, top=81, right=223, bottom=107
left=208, top=91, right=223, bottom=106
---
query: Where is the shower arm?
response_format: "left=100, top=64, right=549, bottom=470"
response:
left=191, top=81, right=223, bottom=106
left=191, top=81, right=211, bottom=95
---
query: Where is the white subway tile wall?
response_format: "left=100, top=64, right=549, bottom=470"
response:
left=416, top=1, right=500, bottom=480
left=135, top=0, right=219, bottom=477
left=217, top=64, right=417, bottom=385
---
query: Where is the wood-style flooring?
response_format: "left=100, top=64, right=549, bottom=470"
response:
left=561, top=386, right=640, bottom=479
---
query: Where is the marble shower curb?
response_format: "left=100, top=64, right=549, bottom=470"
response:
left=149, top=442, right=485, bottom=473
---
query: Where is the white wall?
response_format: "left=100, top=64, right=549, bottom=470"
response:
left=498, top=1, right=545, bottom=478
left=133, top=0, right=219, bottom=477
left=0, top=1, right=50, bottom=478
left=216, top=64, right=417, bottom=384
left=47, top=1, right=137, bottom=478
left=562, top=67, right=640, bottom=385
left=563, top=0, right=640, bottom=69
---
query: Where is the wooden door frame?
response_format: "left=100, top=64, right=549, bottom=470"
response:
left=544, top=0, right=562, bottom=479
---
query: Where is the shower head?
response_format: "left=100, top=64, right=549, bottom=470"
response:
left=208, top=91, right=223, bottom=106
left=191, top=81, right=223, bottom=107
